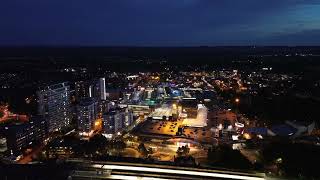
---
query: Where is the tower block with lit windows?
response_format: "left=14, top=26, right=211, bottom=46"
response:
left=37, top=82, right=72, bottom=133
left=77, top=98, right=99, bottom=135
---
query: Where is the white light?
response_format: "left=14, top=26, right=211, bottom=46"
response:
left=257, top=135, right=263, bottom=139
left=108, top=175, right=168, bottom=180
left=232, top=135, right=239, bottom=141
left=235, top=122, right=244, bottom=128
left=91, top=164, right=265, bottom=180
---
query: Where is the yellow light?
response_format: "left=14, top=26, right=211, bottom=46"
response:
left=235, top=98, right=240, bottom=103
left=243, top=133, right=251, bottom=140
left=172, top=104, right=177, bottom=109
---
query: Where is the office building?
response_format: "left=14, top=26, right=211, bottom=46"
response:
left=37, top=82, right=72, bottom=133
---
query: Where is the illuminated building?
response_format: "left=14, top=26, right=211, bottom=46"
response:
left=97, top=100, right=112, bottom=115
left=182, top=104, right=208, bottom=127
left=99, top=78, right=107, bottom=100
left=102, top=108, right=134, bottom=135
left=37, top=82, right=72, bottom=132
left=75, top=78, right=106, bottom=101
left=0, top=116, right=46, bottom=153
left=105, top=88, right=122, bottom=100
left=77, top=98, right=98, bottom=134
left=75, top=80, right=91, bottom=100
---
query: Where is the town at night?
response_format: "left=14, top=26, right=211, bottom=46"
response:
left=1, top=1, right=320, bottom=179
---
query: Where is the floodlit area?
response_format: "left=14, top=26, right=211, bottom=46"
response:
left=150, top=106, right=173, bottom=120
left=182, top=104, right=208, bottom=127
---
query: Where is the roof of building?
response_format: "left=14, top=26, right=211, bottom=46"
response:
left=246, top=127, right=268, bottom=135
left=271, top=124, right=297, bottom=136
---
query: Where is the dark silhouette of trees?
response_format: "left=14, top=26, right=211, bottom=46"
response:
left=262, top=141, right=320, bottom=179
left=207, top=144, right=252, bottom=170
left=176, top=145, right=190, bottom=157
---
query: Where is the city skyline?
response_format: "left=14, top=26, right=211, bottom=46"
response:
left=0, top=48, right=320, bottom=179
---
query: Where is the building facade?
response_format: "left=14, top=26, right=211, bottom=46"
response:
left=75, top=80, right=91, bottom=100
left=37, top=82, right=72, bottom=133
left=102, top=108, right=134, bottom=135
left=77, top=98, right=98, bottom=133
left=0, top=116, right=47, bottom=153
left=99, top=77, right=106, bottom=100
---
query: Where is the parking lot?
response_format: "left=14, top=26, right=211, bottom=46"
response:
left=182, top=127, right=217, bottom=143
left=141, top=119, right=183, bottom=136
left=140, top=119, right=218, bottom=144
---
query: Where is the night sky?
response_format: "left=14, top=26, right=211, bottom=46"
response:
left=1, top=0, right=320, bottom=46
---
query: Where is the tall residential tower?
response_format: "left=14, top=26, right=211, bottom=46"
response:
left=37, top=82, right=72, bottom=133
left=77, top=97, right=98, bottom=134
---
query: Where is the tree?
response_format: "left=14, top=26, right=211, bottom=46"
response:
left=176, top=145, right=190, bottom=157
left=207, top=147, right=221, bottom=163
left=84, top=134, right=109, bottom=155
left=174, top=155, right=196, bottom=167
left=207, top=144, right=252, bottom=170
left=138, top=143, right=153, bottom=157
left=138, top=143, right=148, bottom=156
left=262, top=141, right=320, bottom=179
left=92, top=134, right=108, bottom=149
left=114, top=140, right=126, bottom=152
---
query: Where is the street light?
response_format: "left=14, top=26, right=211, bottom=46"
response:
left=235, top=98, right=240, bottom=103
left=235, top=98, right=240, bottom=114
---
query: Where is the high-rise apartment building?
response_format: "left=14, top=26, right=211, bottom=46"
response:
left=75, top=80, right=90, bottom=100
left=102, top=107, right=134, bottom=135
left=77, top=98, right=98, bottom=133
left=0, top=116, right=47, bottom=153
left=99, top=78, right=106, bottom=100
left=37, top=82, right=72, bottom=133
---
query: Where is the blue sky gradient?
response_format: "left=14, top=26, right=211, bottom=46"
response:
left=1, top=0, right=320, bottom=46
